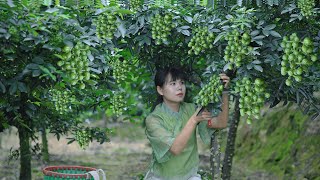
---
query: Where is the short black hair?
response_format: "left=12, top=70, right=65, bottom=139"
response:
left=154, top=67, right=186, bottom=88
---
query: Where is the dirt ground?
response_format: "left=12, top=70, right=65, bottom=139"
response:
left=0, top=122, right=276, bottom=180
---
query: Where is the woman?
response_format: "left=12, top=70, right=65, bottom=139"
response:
left=144, top=67, right=230, bottom=180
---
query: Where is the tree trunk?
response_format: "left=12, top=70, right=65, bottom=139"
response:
left=222, top=97, right=240, bottom=179
left=210, top=130, right=222, bottom=180
left=18, top=125, right=32, bottom=180
left=41, top=128, right=50, bottom=164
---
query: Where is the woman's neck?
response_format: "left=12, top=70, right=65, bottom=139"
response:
left=163, top=99, right=180, bottom=112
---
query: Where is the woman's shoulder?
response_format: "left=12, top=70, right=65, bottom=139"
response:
left=181, top=102, right=197, bottom=110
left=145, top=110, right=163, bottom=124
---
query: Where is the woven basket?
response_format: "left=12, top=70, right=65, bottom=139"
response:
left=43, top=165, right=96, bottom=180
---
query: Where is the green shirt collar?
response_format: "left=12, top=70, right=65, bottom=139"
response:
left=161, top=102, right=182, bottom=118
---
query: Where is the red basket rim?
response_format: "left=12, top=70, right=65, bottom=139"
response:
left=43, top=165, right=97, bottom=178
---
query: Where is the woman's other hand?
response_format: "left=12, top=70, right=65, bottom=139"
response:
left=219, top=73, right=230, bottom=89
left=191, top=108, right=212, bottom=124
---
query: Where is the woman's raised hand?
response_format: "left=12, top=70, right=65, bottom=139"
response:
left=191, top=108, right=212, bottom=124
left=219, top=73, right=230, bottom=89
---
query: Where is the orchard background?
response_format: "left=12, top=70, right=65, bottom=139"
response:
left=0, top=0, right=319, bottom=179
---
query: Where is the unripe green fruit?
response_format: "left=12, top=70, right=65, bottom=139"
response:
left=194, top=74, right=224, bottom=107
left=280, top=34, right=316, bottom=86
left=235, top=77, right=269, bottom=121
left=285, top=79, right=292, bottom=86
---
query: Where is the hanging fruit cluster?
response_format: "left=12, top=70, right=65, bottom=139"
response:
left=224, top=30, right=253, bottom=70
left=298, top=0, right=315, bottom=18
left=280, top=33, right=317, bottom=86
left=234, top=78, right=270, bottom=122
left=130, top=0, right=142, bottom=10
left=111, top=58, right=131, bottom=84
left=50, top=89, right=74, bottom=115
left=57, top=42, right=91, bottom=89
left=194, top=75, right=224, bottom=107
left=75, top=129, right=91, bottom=149
left=111, top=91, right=127, bottom=117
left=187, top=27, right=215, bottom=55
left=93, top=12, right=117, bottom=41
left=151, top=13, right=175, bottom=45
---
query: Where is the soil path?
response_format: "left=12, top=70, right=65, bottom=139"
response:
left=0, top=122, right=276, bottom=180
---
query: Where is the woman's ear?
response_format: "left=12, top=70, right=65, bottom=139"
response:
left=157, top=86, right=163, bottom=96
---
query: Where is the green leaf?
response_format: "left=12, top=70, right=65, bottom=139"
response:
left=250, top=30, right=260, bottom=36
left=252, top=60, right=261, bottom=64
left=114, top=9, right=133, bottom=15
left=88, top=51, right=94, bottom=61
left=253, top=35, right=265, bottom=40
left=67, top=138, right=76, bottom=144
left=213, top=33, right=224, bottom=44
left=270, top=30, right=281, bottom=38
left=54, top=54, right=64, bottom=59
left=32, top=70, right=41, bottom=77
left=262, top=30, right=270, bottom=36
left=26, top=63, right=39, bottom=70
left=264, top=24, right=276, bottom=30
left=39, top=65, right=56, bottom=81
left=118, top=23, right=126, bottom=38
left=44, top=7, right=59, bottom=13
left=9, top=82, right=17, bottom=95
left=17, top=82, right=27, bottom=93
left=254, top=65, right=263, bottom=72
left=0, top=28, right=7, bottom=33
left=183, top=16, right=193, bottom=23
left=7, top=0, right=15, bottom=7
left=181, top=30, right=190, bottom=36
left=0, top=80, right=6, bottom=93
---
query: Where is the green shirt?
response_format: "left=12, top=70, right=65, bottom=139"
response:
left=145, top=102, right=213, bottom=180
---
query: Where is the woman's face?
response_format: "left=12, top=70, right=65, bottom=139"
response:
left=157, top=73, right=186, bottom=104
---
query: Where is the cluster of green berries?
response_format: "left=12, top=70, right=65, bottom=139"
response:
left=111, top=91, right=127, bottom=117
left=151, top=13, right=175, bottom=45
left=224, top=30, right=253, bottom=70
left=187, top=27, right=215, bottom=55
left=298, top=0, right=315, bottom=18
left=57, top=42, right=91, bottom=89
left=93, top=12, right=117, bottom=41
left=111, top=58, right=131, bottom=84
left=194, top=75, right=224, bottom=107
left=280, top=33, right=317, bottom=86
left=234, top=78, right=270, bottom=122
left=50, top=89, right=74, bottom=115
left=130, top=0, right=142, bottom=10
left=75, top=129, right=91, bottom=150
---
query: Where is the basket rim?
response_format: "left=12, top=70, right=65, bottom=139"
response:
left=43, top=165, right=97, bottom=178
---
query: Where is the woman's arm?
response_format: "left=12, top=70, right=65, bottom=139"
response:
left=210, top=91, right=229, bottom=129
left=169, top=109, right=211, bottom=156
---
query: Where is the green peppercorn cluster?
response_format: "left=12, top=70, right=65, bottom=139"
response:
left=187, top=27, right=215, bottom=55
left=75, top=129, right=91, bottom=150
left=298, top=0, right=315, bottom=18
left=111, top=91, right=127, bottom=117
left=194, top=75, right=224, bottom=107
left=235, top=78, right=270, bottom=122
left=111, top=58, right=131, bottom=84
left=93, top=12, right=117, bottom=41
left=50, top=89, right=74, bottom=115
left=57, top=42, right=91, bottom=89
left=280, top=33, right=317, bottom=86
left=130, top=0, right=142, bottom=10
left=151, top=13, right=175, bottom=45
left=224, top=30, right=253, bottom=70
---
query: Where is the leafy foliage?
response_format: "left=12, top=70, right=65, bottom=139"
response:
left=0, top=0, right=319, bottom=179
